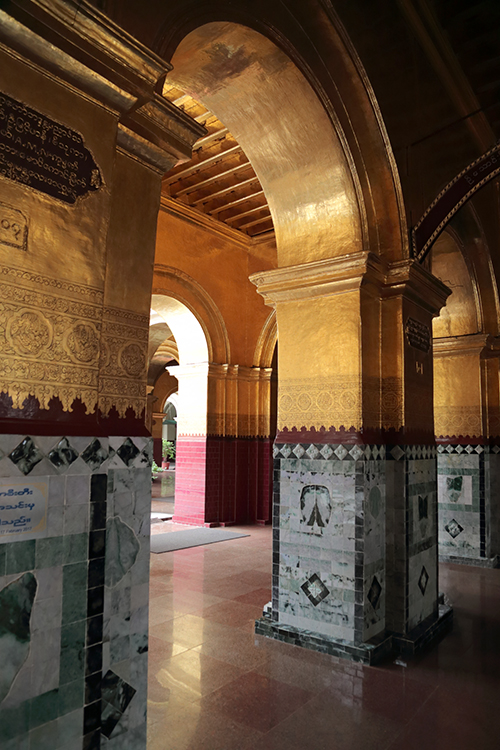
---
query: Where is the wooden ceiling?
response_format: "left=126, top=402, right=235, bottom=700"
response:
left=161, top=84, right=274, bottom=238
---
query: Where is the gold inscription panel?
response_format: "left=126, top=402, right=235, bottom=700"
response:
left=0, top=92, right=102, bottom=205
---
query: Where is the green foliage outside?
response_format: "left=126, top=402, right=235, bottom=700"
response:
left=162, top=439, right=176, bottom=461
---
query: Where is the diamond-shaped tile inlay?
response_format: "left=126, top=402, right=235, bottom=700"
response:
left=306, top=444, right=319, bottom=459
left=81, top=438, right=108, bottom=470
left=273, top=445, right=280, bottom=459
left=455, top=445, right=464, bottom=454
left=492, top=445, right=500, bottom=454
left=465, top=445, right=474, bottom=453
left=100, top=669, right=136, bottom=739
left=301, top=573, right=330, bottom=606
left=445, top=518, right=464, bottom=539
left=117, top=437, right=140, bottom=466
left=390, top=445, right=405, bottom=461
left=475, top=445, right=484, bottom=454
left=292, top=444, right=305, bottom=459
left=281, top=445, right=292, bottom=458
left=9, top=437, right=43, bottom=475
left=418, top=495, right=428, bottom=521
left=349, top=445, right=364, bottom=461
left=320, top=444, right=333, bottom=459
left=418, top=566, right=429, bottom=595
left=437, top=445, right=445, bottom=454
left=367, top=575, right=382, bottom=610
left=445, top=444, right=455, bottom=453
left=48, top=437, right=78, bottom=470
left=333, top=445, right=348, bottom=460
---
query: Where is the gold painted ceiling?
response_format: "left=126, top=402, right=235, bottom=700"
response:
left=161, top=83, right=274, bottom=238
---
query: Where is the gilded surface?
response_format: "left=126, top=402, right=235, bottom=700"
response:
left=0, top=263, right=101, bottom=411
left=0, top=263, right=151, bottom=417
left=98, top=307, right=149, bottom=418
left=278, top=376, right=362, bottom=431
left=434, top=405, right=482, bottom=438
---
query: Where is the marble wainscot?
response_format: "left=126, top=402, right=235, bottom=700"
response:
left=437, top=444, right=500, bottom=567
left=256, top=442, right=452, bottom=664
left=0, top=434, right=152, bottom=750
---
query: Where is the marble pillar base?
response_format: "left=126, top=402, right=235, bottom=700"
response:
left=392, top=598, right=453, bottom=657
left=439, top=552, right=500, bottom=568
left=255, top=616, right=393, bottom=665
left=255, top=596, right=453, bottom=665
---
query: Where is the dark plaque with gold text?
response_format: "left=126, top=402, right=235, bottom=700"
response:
left=405, top=317, right=431, bottom=353
left=0, top=92, right=101, bottom=205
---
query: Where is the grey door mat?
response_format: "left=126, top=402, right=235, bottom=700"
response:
left=150, top=527, right=249, bottom=553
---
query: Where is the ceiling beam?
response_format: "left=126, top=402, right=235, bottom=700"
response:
left=239, top=214, right=273, bottom=230
left=209, top=189, right=265, bottom=215
left=225, top=202, right=270, bottom=223
left=163, top=144, right=242, bottom=184
left=192, top=176, right=261, bottom=206
left=194, top=127, right=229, bottom=149
left=174, top=160, right=253, bottom=198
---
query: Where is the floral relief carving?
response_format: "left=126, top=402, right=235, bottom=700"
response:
left=278, top=377, right=361, bottom=431
left=64, top=322, right=100, bottom=364
left=97, top=307, right=149, bottom=418
left=0, top=266, right=150, bottom=417
left=0, top=267, right=102, bottom=412
left=6, top=310, right=52, bottom=356
left=119, top=342, right=146, bottom=378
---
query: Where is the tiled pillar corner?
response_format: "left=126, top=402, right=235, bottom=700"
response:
left=0, top=434, right=152, bottom=750
left=257, top=442, right=451, bottom=664
left=385, top=445, right=442, bottom=653
left=437, top=444, right=500, bottom=567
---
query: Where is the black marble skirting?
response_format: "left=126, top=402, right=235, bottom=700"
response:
left=439, top=553, right=500, bottom=568
left=254, top=619, right=393, bottom=665
left=255, top=599, right=453, bottom=665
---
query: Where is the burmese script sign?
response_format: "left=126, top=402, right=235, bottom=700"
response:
left=0, top=480, right=48, bottom=541
left=405, top=317, right=431, bottom=353
left=413, top=141, right=500, bottom=262
left=0, top=92, right=101, bottom=205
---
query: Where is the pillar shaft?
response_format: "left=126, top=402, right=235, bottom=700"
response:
left=169, top=363, right=273, bottom=526
left=252, top=253, right=452, bottom=662
left=434, top=334, right=500, bottom=566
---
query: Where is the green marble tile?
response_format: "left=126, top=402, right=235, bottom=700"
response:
left=0, top=703, right=30, bottom=742
left=63, top=533, right=88, bottom=564
left=60, top=621, right=86, bottom=684
left=35, top=536, right=64, bottom=569
left=62, top=562, right=87, bottom=625
left=29, top=718, right=59, bottom=750
left=5, top=540, right=36, bottom=574
left=0, top=544, right=6, bottom=576
left=30, top=689, right=60, bottom=729
left=58, top=679, right=84, bottom=714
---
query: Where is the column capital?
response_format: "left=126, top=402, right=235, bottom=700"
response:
left=249, top=252, right=385, bottom=305
left=433, top=332, right=495, bottom=358
left=383, top=259, right=450, bottom=316
left=250, top=253, right=450, bottom=315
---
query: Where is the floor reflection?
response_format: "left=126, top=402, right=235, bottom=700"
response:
left=147, top=525, right=500, bottom=750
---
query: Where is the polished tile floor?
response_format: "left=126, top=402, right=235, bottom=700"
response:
left=147, top=523, right=500, bottom=750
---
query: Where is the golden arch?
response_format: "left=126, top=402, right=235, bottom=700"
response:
left=156, top=8, right=408, bottom=263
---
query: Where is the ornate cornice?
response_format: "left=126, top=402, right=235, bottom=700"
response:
left=249, top=252, right=386, bottom=305
left=250, top=253, right=449, bottom=314
left=159, top=195, right=253, bottom=248
left=0, top=0, right=169, bottom=113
